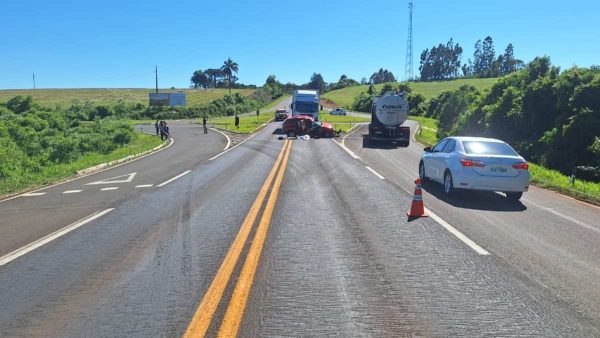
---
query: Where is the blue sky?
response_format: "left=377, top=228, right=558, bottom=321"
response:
left=2, top=0, right=599, bottom=89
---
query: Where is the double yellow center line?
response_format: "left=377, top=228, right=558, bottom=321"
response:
left=184, top=140, right=292, bottom=338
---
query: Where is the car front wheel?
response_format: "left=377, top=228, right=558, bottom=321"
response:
left=444, top=171, right=454, bottom=195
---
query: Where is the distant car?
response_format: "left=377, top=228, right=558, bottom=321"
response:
left=419, top=137, right=530, bottom=201
left=282, top=115, right=335, bottom=138
left=275, top=109, right=288, bottom=121
left=330, top=108, right=347, bottom=116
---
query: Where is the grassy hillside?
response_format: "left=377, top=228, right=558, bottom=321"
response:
left=0, top=88, right=256, bottom=108
left=321, top=78, right=498, bottom=108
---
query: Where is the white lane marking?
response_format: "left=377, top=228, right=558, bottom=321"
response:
left=425, top=207, right=490, bottom=255
left=100, top=187, right=119, bottom=191
left=210, top=128, right=232, bottom=151
left=135, top=184, right=154, bottom=188
left=365, top=166, right=385, bottom=180
left=0, top=208, right=115, bottom=266
left=524, top=199, right=599, bottom=235
left=62, top=190, right=83, bottom=194
left=86, top=172, right=137, bottom=185
left=1, top=138, right=174, bottom=204
left=157, top=170, right=191, bottom=187
left=21, top=192, right=46, bottom=197
left=332, top=139, right=360, bottom=160
left=341, top=123, right=365, bottom=147
left=209, top=128, right=259, bottom=161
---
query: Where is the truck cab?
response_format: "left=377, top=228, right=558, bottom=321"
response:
left=291, top=90, right=320, bottom=122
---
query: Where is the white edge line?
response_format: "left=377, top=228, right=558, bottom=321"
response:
left=341, top=123, right=364, bottom=148
left=332, top=139, right=360, bottom=160
left=209, top=129, right=259, bottom=161
left=0, top=208, right=115, bottom=266
left=1, top=138, right=174, bottom=204
left=365, top=166, right=385, bottom=180
left=22, top=192, right=47, bottom=197
left=210, top=127, right=231, bottom=151
left=135, top=184, right=154, bottom=188
left=157, top=170, right=192, bottom=187
left=524, top=199, right=599, bottom=235
left=425, top=207, right=490, bottom=255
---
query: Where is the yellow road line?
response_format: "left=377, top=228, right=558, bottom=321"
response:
left=183, top=140, right=290, bottom=338
left=218, top=140, right=293, bottom=337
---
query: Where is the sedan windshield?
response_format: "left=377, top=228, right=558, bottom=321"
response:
left=295, top=102, right=318, bottom=113
left=462, top=141, right=518, bottom=156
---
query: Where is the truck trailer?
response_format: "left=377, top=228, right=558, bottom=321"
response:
left=368, top=92, right=410, bottom=146
left=291, top=90, right=320, bottom=121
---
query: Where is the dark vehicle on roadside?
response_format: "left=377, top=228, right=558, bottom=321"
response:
left=275, top=109, right=288, bottom=121
left=282, top=115, right=335, bottom=138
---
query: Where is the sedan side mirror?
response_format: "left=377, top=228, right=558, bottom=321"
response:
left=424, top=146, right=432, bottom=152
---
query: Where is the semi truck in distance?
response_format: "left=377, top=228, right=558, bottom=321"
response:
left=367, top=91, right=410, bottom=146
left=291, top=90, right=320, bottom=121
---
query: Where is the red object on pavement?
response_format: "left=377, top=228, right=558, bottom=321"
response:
left=407, top=178, right=428, bottom=218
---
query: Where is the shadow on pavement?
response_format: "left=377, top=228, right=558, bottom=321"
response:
left=421, top=180, right=527, bottom=212
left=361, top=134, right=408, bottom=149
left=272, top=128, right=285, bottom=135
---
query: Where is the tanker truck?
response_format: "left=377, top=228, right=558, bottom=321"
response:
left=367, top=91, right=410, bottom=146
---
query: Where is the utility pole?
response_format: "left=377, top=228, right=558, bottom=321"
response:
left=33, top=73, right=36, bottom=90
left=405, top=1, right=414, bottom=81
left=155, top=66, right=159, bottom=93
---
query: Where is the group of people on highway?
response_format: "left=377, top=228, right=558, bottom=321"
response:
left=155, top=120, right=170, bottom=140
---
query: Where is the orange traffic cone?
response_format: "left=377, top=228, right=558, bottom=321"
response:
left=407, top=178, right=428, bottom=218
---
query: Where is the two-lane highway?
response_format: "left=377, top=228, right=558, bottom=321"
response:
left=1, top=118, right=599, bottom=336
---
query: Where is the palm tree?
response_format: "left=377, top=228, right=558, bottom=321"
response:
left=220, top=57, right=239, bottom=94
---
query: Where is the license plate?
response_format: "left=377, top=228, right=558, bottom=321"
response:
left=490, top=166, right=507, bottom=173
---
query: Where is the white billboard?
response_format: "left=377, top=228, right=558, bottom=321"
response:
left=149, top=93, right=187, bottom=107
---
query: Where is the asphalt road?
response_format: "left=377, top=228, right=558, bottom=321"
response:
left=0, top=119, right=599, bottom=336
left=344, top=120, right=600, bottom=333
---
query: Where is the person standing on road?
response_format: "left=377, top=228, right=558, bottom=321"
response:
left=155, top=119, right=160, bottom=136
left=202, top=116, right=208, bottom=134
left=235, top=114, right=240, bottom=129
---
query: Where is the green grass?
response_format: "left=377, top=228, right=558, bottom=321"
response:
left=318, top=113, right=370, bottom=123
left=209, top=114, right=274, bottom=134
left=0, top=132, right=164, bottom=196
left=332, top=123, right=360, bottom=133
left=529, top=164, right=600, bottom=205
left=0, top=88, right=256, bottom=108
left=321, top=78, right=498, bottom=109
left=409, top=116, right=600, bottom=204
left=409, top=115, right=439, bottom=146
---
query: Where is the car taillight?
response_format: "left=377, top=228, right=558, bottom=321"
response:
left=460, top=158, right=485, bottom=167
left=513, top=162, right=529, bottom=170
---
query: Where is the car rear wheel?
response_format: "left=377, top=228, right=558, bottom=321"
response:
left=505, top=192, right=523, bottom=201
left=443, top=171, right=454, bottom=195
left=419, top=162, right=429, bottom=181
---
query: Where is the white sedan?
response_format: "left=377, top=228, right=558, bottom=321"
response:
left=330, top=108, right=347, bottom=116
left=419, top=136, right=530, bottom=201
